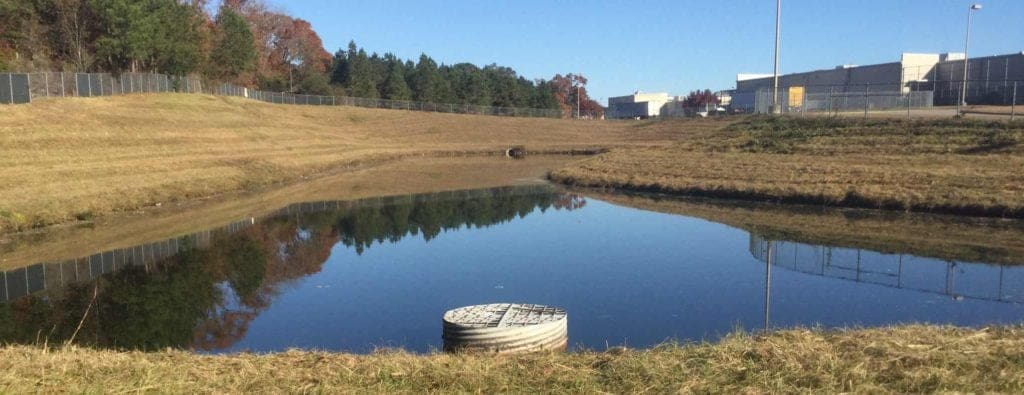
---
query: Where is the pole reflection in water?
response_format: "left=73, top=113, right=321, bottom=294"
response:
left=764, top=241, right=772, bottom=332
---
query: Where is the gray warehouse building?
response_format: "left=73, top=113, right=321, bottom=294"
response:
left=732, top=51, right=1024, bottom=112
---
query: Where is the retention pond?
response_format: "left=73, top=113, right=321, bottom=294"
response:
left=2, top=185, right=1023, bottom=353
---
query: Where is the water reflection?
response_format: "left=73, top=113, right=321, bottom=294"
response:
left=0, top=185, right=582, bottom=351
left=750, top=234, right=1024, bottom=305
left=751, top=234, right=1024, bottom=332
left=1, top=188, right=1022, bottom=353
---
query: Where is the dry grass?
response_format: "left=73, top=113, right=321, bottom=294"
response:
left=1, top=325, right=1022, bottom=393
left=553, top=116, right=1024, bottom=217
left=0, top=94, right=685, bottom=233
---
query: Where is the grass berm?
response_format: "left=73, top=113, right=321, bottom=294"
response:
left=0, top=94, right=692, bottom=234
left=1, top=326, right=1022, bottom=393
left=552, top=116, right=1024, bottom=218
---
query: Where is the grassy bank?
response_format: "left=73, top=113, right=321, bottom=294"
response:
left=1, top=326, right=1021, bottom=393
left=0, top=94, right=686, bottom=234
left=552, top=116, right=1024, bottom=218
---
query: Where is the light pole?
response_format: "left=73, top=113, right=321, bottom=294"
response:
left=772, top=0, right=781, bottom=114
left=959, top=4, right=982, bottom=112
left=576, top=84, right=581, bottom=119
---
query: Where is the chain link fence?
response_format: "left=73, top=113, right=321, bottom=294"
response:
left=209, top=82, right=563, bottom=118
left=2, top=72, right=203, bottom=102
left=731, top=81, right=1019, bottom=120
left=0, top=73, right=31, bottom=104
left=1, top=71, right=563, bottom=119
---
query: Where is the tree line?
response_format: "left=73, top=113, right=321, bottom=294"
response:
left=0, top=0, right=602, bottom=116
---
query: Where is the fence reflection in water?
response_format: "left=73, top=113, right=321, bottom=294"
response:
left=0, top=185, right=559, bottom=304
left=749, top=234, right=1024, bottom=304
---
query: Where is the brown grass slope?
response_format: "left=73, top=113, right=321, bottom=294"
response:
left=0, top=94, right=685, bottom=233
left=552, top=116, right=1024, bottom=218
left=1, top=326, right=1022, bottom=393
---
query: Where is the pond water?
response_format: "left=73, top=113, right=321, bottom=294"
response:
left=1, top=185, right=1023, bottom=353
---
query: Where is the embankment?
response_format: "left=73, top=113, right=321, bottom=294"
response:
left=0, top=94, right=691, bottom=234
left=552, top=116, right=1024, bottom=218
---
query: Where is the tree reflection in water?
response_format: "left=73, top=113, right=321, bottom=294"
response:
left=0, top=186, right=584, bottom=351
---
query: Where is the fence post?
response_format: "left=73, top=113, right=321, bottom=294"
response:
left=800, top=89, right=806, bottom=115
left=906, top=91, right=911, bottom=119
left=863, top=84, right=869, bottom=120
left=1012, top=82, right=1017, bottom=122
left=6, top=74, right=13, bottom=104
left=44, top=72, right=49, bottom=97
left=60, top=73, right=65, bottom=97
left=827, top=86, right=833, bottom=116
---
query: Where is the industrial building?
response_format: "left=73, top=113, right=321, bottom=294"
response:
left=606, top=92, right=677, bottom=119
left=731, top=51, right=1024, bottom=112
left=606, top=91, right=725, bottom=119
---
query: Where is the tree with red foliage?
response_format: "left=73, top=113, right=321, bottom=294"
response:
left=549, top=73, right=604, bottom=119
left=223, top=0, right=329, bottom=91
left=683, top=89, right=720, bottom=108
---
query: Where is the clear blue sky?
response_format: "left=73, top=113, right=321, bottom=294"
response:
left=272, top=0, right=1023, bottom=103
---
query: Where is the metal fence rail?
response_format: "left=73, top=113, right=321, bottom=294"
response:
left=15, top=72, right=203, bottom=99
left=733, top=80, right=1019, bottom=120
left=209, top=82, right=563, bottom=118
left=747, top=88, right=935, bottom=115
left=0, top=71, right=564, bottom=119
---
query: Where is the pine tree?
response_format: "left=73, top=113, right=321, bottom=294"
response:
left=411, top=54, right=441, bottom=102
left=149, top=1, right=203, bottom=76
left=91, top=0, right=149, bottom=71
left=349, top=48, right=377, bottom=98
left=382, top=60, right=411, bottom=100
left=208, top=6, right=255, bottom=81
left=329, top=48, right=347, bottom=86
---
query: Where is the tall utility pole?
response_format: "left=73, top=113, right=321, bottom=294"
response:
left=772, top=0, right=781, bottom=114
left=576, top=84, right=581, bottom=119
left=960, top=4, right=982, bottom=112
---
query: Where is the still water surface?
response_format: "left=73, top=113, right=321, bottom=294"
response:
left=1, top=185, right=1022, bottom=353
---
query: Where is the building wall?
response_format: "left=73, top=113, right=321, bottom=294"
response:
left=931, top=53, right=1024, bottom=104
left=607, top=101, right=651, bottom=119
left=900, top=53, right=941, bottom=89
left=736, top=62, right=903, bottom=94
left=733, top=52, right=1024, bottom=108
left=607, top=92, right=671, bottom=118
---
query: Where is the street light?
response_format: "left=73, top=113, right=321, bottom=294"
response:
left=959, top=3, right=982, bottom=112
left=772, top=0, right=781, bottom=114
